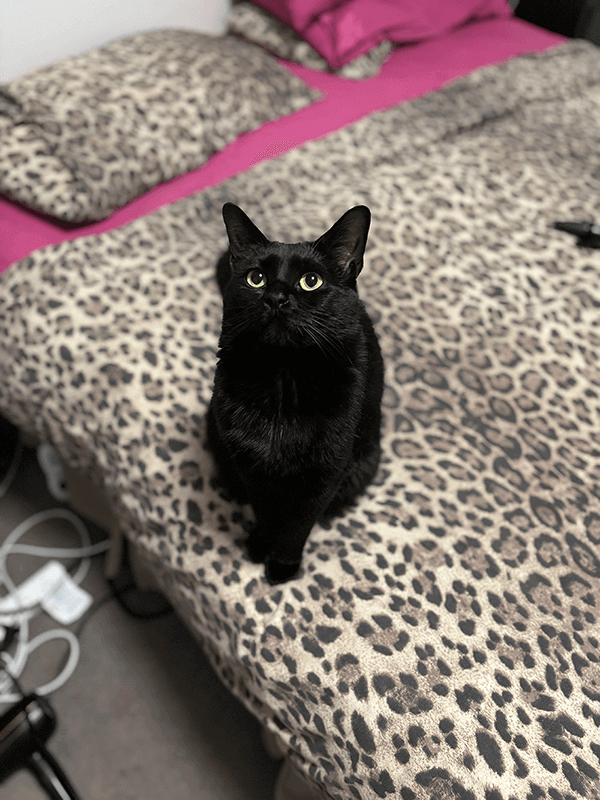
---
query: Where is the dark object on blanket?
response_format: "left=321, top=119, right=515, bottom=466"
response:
left=554, top=220, right=600, bottom=248
left=515, top=0, right=586, bottom=38
left=207, top=203, right=384, bottom=584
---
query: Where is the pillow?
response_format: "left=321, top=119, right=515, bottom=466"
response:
left=0, top=29, right=321, bottom=223
left=227, top=2, right=392, bottom=80
left=251, top=0, right=512, bottom=70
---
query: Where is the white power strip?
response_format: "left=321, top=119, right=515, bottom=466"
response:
left=0, top=561, right=92, bottom=626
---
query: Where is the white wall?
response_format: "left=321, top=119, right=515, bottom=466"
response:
left=0, top=0, right=230, bottom=82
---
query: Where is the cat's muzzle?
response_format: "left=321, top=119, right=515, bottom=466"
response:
left=260, top=307, right=307, bottom=348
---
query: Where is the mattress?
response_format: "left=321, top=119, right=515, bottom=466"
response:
left=0, top=17, right=563, bottom=274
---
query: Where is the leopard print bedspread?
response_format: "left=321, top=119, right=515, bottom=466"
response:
left=0, top=30, right=319, bottom=222
left=2, top=40, right=600, bottom=800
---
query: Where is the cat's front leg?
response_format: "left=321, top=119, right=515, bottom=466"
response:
left=245, top=526, right=271, bottom=564
left=244, top=475, right=334, bottom=585
left=246, top=511, right=314, bottom=585
left=247, top=528, right=313, bottom=583
left=264, top=555, right=303, bottom=585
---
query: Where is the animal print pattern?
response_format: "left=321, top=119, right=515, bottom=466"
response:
left=2, top=40, right=600, bottom=800
left=226, top=1, right=392, bottom=79
left=0, top=29, right=319, bottom=223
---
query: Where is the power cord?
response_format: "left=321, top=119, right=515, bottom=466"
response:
left=0, top=428, right=172, bottom=706
left=0, top=518, right=110, bottom=704
left=0, top=430, right=110, bottom=705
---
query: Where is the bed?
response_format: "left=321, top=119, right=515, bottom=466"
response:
left=4, top=4, right=600, bottom=799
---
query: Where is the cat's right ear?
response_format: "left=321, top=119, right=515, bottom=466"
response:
left=222, top=203, right=269, bottom=258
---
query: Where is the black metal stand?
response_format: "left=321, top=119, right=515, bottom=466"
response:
left=0, top=694, right=82, bottom=800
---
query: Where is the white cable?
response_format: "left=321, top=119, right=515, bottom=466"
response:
left=0, top=476, right=111, bottom=704
left=37, top=443, right=71, bottom=501
left=27, top=628, right=81, bottom=695
left=0, top=507, right=92, bottom=560
left=0, top=688, right=21, bottom=704
left=0, top=618, right=30, bottom=702
left=0, top=617, right=29, bottom=696
left=9, top=540, right=110, bottom=559
left=0, top=628, right=80, bottom=703
left=0, top=507, right=106, bottom=590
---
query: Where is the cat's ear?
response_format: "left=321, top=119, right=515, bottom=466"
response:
left=222, top=203, right=269, bottom=257
left=314, top=206, right=371, bottom=282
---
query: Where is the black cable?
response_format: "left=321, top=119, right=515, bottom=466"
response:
left=8, top=669, right=25, bottom=699
left=108, top=579, right=173, bottom=620
left=0, top=625, right=19, bottom=653
left=107, top=537, right=173, bottom=620
left=27, top=746, right=82, bottom=800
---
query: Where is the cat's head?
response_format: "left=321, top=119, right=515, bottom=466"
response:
left=218, top=203, right=371, bottom=352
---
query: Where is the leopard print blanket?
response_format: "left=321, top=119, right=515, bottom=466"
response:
left=2, top=40, right=600, bottom=800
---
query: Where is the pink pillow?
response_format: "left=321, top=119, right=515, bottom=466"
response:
left=253, top=0, right=512, bottom=70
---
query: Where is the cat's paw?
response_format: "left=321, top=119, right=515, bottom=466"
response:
left=246, top=530, right=269, bottom=564
left=264, top=557, right=301, bottom=585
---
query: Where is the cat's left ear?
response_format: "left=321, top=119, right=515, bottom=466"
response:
left=314, top=205, right=371, bottom=283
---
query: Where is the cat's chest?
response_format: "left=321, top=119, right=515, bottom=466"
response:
left=214, top=348, right=361, bottom=472
left=221, top=351, right=354, bottom=416
left=268, top=363, right=329, bottom=416
left=220, top=362, right=352, bottom=472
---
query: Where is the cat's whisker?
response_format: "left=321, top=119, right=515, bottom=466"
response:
left=300, top=320, right=353, bottom=366
left=301, top=325, right=329, bottom=358
left=302, top=311, right=351, bottom=355
left=222, top=306, right=262, bottom=338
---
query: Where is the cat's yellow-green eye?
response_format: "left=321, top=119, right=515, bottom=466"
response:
left=299, top=272, right=324, bottom=292
left=246, top=269, right=266, bottom=288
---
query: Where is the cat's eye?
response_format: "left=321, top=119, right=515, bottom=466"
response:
left=299, top=272, right=324, bottom=292
left=246, top=269, right=266, bottom=288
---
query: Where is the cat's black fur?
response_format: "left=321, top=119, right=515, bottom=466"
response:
left=206, top=203, right=384, bottom=584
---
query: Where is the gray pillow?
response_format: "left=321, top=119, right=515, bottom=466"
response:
left=0, top=29, right=321, bottom=222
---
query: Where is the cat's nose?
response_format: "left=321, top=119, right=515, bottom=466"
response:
left=265, top=289, right=289, bottom=309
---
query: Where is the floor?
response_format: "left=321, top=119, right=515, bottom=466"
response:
left=0, top=427, right=281, bottom=800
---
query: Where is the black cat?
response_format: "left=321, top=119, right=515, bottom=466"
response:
left=206, top=203, right=384, bottom=584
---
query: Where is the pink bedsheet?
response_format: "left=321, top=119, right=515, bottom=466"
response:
left=0, top=17, right=564, bottom=275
